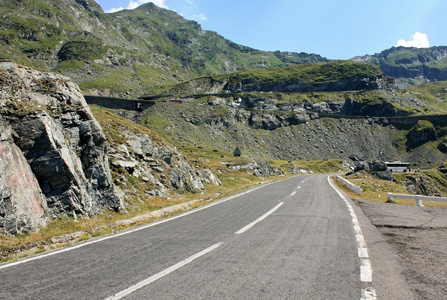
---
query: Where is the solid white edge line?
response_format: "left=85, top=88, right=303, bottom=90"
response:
left=235, top=202, right=284, bottom=235
left=105, top=242, right=223, bottom=300
left=327, top=176, right=377, bottom=298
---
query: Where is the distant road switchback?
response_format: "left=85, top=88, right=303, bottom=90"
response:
left=0, top=175, right=412, bottom=300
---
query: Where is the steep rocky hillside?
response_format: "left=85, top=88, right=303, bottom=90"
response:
left=140, top=100, right=447, bottom=168
left=0, top=0, right=327, bottom=98
left=0, top=61, right=223, bottom=235
left=352, top=46, right=447, bottom=88
left=135, top=60, right=446, bottom=168
left=0, top=60, right=122, bottom=234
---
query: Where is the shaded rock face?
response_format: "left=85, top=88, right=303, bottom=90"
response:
left=0, top=130, right=47, bottom=235
left=213, top=95, right=405, bottom=119
left=0, top=61, right=123, bottom=234
left=407, top=122, right=438, bottom=146
left=439, top=140, right=447, bottom=154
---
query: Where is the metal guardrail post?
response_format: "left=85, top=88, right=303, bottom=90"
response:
left=416, top=198, right=423, bottom=207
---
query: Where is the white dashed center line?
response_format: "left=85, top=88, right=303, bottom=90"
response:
left=235, top=202, right=284, bottom=235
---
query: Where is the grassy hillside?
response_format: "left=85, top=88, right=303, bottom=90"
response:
left=403, top=81, right=447, bottom=113
left=163, top=61, right=385, bottom=96
left=0, top=0, right=329, bottom=98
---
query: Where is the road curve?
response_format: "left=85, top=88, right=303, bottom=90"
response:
left=0, top=175, right=409, bottom=299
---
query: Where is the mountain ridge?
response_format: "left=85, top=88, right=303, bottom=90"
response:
left=0, top=0, right=330, bottom=98
left=351, top=46, right=447, bottom=88
left=4, top=0, right=447, bottom=99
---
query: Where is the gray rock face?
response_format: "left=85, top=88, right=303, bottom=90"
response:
left=209, top=94, right=405, bottom=119
left=0, top=62, right=123, bottom=234
left=236, top=159, right=284, bottom=178
left=0, top=127, right=48, bottom=235
left=108, top=126, right=221, bottom=197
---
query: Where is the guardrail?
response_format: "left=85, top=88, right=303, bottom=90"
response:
left=387, top=193, right=447, bottom=206
left=336, top=176, right=361, bottom=195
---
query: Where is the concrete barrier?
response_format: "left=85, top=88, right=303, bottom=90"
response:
left=336, top=176, right=361, bottom=195
left=387, top=193, right=447, bottom=206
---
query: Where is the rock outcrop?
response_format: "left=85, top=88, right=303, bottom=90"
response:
left=402, top=174, right=444, bottom=197
left=0, top=61, right=123, bottom=234
left=107, top=125, right=221, bottom=196
left=407, top=120, right=438, bottom=147
left=351, top=46, right=447, bottom=87
left=349, top=160, right=393, bottom=181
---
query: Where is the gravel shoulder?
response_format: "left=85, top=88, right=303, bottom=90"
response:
left=354, top=200, right=447, bottom=300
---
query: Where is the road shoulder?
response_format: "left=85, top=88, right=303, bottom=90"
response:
left=354, top=200, right=447, bottom=300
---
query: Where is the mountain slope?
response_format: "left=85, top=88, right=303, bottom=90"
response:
left=0, top=0, right=328, bottom=98
left=351, top=46, right=447, bottom=88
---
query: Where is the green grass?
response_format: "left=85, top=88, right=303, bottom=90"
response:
left=79, top=66, right=137, bottom=93
left=404, top=81, right=447, bottom=113
left=212, top=61, right=382, bottom=87
left=292, top=159, right=348, bottom=174
left=386, top=51, right=419, bottom=65
left=54, top=60, right=86, bottom=72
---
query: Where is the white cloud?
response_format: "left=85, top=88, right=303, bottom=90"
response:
left=106, top=0, right=168, bottom=13
left=189, top=13, right=207, bottom=21
left=397, top=32, right=430, bottom=48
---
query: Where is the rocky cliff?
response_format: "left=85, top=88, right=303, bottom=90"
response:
left=165, top=61, right=389, bottom=96
left=0, top=60, right=125, bottom=234
left=351, top=46, right=447, bottom=87
left=97, top=110, right=222, bottom=197
left=0, top=61, right=225, bottom=235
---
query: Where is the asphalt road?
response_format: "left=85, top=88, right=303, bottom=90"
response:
left=0, top=175, right=413, bottom=299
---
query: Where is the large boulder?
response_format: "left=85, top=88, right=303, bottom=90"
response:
left=0, top=61, right=124, bottom=233
left=0, top=125, right=47, bottom=235
left=352, top=160, right=393, bottom=181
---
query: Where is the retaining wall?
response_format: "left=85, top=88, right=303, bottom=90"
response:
left=84, top=96, right=155, bottom=111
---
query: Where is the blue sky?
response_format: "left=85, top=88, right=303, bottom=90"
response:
left=95, top=0, right=446, bottom=60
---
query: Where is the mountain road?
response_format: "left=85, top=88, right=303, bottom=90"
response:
left=0, top=175, right=413, bottom=299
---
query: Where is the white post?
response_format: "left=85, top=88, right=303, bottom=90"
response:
left=416, top=198, right=423, bottom=206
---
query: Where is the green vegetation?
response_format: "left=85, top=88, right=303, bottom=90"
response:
left=57, top=39, right=107, bottom=61
left=404, top=81, right=447, bottom=113
left=213, top=61, right=382, bottom=87
left=386, top=51, right=419, bottom=66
